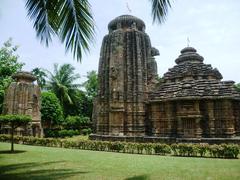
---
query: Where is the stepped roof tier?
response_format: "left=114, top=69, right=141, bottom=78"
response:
left=150, top=47, right=240, bottom=101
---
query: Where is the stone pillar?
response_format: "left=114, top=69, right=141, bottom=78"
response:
left=166, top=102, right=174, bottom=136
left=176, top=102, right=183, bottom=137
left=194, top=101, right=202, bottom=138
left=222, top=100, right=235, bottom=137
left=207, top=101, right=216, bottom=137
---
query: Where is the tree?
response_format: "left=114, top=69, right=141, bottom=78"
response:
left=0, top=39, right=24, bottom=113
left=82, top=70, right=98, bottom=100
left=41, top=92, right=63, bottom=128
left=0, top=115, right=31, bottom=152
left=235, top=83, right=240, bottom=92
left=45, top=63, right=81, bottom=115
left=31, top=67, right=47, bottom=89
left=63, top=115, right=90, bottom=130
left=63, top=89, right=92, bottom=117
left=24, top=0, right=171, bottom=62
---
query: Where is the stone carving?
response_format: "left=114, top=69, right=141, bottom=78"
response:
left=149, top=47, right=240, bottom=138
left=92, top=15, right=240, bottom=140
left=1, top=71, right=43, bottom=137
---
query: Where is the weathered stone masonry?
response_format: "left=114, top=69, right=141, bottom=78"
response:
left=1, top=71, right=43, bottom=137
left=92, top=15, right=240, bottom=140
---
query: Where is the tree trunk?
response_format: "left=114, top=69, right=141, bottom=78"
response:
left=11, top=123, right=14, bottom=152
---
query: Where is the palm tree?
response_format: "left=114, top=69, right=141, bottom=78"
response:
left=45, top=63, right=81, bottom=108
left=25, top=0, right=171, bottom=62
left=32, top=67, right=47, bottom=89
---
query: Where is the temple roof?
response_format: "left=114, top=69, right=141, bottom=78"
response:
left=12, top=71, right=36, bottom=82
left=163, top=47, right=222, bottom=81
left=150, top=47, right=240, bottom=101
left=175, top=47, right=203, bottom=64
left=108, top=15, right=145, bottom=31
left=150, top=79, right=240, bottom=101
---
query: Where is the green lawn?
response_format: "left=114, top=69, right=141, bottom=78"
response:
left=0, top=142, right=240, bottom=180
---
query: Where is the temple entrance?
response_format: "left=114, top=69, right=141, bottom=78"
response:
left=182, top=118, right=196, bottom=138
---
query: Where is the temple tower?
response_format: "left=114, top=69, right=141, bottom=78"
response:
left=2, top=71, right=42, bottom=137
left=94, top=15, right=159, bottom=136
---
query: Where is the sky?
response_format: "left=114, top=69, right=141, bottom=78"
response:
left=0, top=0, right=240, bottom=83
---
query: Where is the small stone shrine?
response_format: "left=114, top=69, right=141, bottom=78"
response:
left=1, top=71, right=43, bottom=137
left=92, top=15, right=240, bottom=141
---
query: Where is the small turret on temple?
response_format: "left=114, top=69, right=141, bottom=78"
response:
left=91, top=15, right=240, bottom=141
left=1, top=71, right=43, bottom=137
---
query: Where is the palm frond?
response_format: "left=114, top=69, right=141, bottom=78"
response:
left=58, top=0, right=95, bottom=61
left=25, top=0, right=59, bottom=46
left=25, top=0, right=94, bottom=61
left=149, top=0, right=171, bottom=24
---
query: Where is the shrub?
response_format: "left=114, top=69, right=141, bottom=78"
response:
left=221, top=144, right=240, bottom=158
left=143, top=143, right=153, bottom=155
left=41, top=92, right=64, bottom=128
left=171, top=144, right=179, bottom=156
left=64, top=116, right=91, bottom=130
left=81, top=128, right=92, bottom=135
left=0, top=134, right=239, bottom=159
left=58, top=129, right=79, bottom=138
left=197, top=143, right=209, bottom=157
left=153, top=144, right=171, bottom=155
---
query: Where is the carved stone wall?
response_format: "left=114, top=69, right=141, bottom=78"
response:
left=92, top=15, right=240, bottom=140
left=94, top=15, right=158, bottom=136
left=149, top=47, right=240, bottom=138
left=1, top=71, right=42, bottom=137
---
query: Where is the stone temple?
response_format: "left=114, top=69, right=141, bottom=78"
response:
left=92, top=15, right=240, bottom=141
left=1, top=71, right=42, bottom=137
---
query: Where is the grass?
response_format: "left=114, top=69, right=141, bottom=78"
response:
left=0, top=142, right=240, bottom=180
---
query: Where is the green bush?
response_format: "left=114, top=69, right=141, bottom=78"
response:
left=196, top=143, right=209, bottom=157
left=81, top=128, right=92, bottom=135
left=221, top=144, right=239, bottom=159
left=41, top=92, right=64, bottom=127
left=64, top=116, right=91, bottom=130
left=0, top=134, right=239, bottom=159
left=58, top=129, right=79, bottom=138
left=153, top=144, right=171, bottom=155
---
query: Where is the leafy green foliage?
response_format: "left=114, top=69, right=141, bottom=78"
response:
left=0, top=114, right=31, bottom=152
left=45, top=64, right=80, bottom=115
left=25, top=0, right=95, bottom=61
left=58, top=129, right=79, bottom=138
left=31, top=67, right=47, bottom=89
left=63, top=115, right=90, bottom=130
left=0, top=114, right=31, bottom=126
left=0, top=39, right=24, bottom=113
left=63, top=89, right=92, bottom=117
left=82, top=70, right=98, bottom=99
left=235, top=83, right=240, bottom=92
left=41, top=92, right=64, bottom=128
left=1, top=134, right=239, bottom=159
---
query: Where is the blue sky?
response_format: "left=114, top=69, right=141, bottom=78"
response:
left=0, top=0, right=240, bottom=83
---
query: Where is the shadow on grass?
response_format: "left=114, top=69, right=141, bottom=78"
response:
left=0, top=150, right=26, bottom=154
left=125, top=175, right=150, bottom=180
left=0, top=161, right=89, bottom=180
